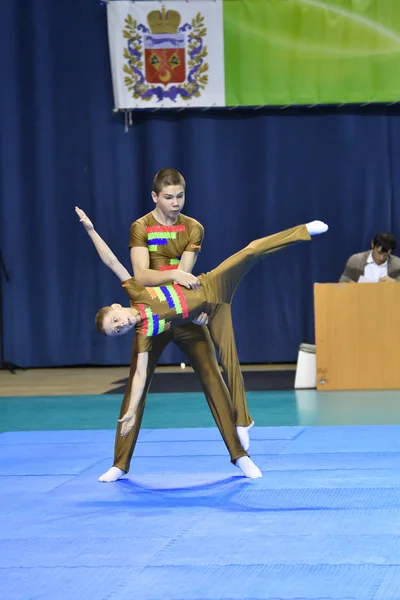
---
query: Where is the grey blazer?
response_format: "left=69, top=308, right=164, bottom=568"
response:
left=339, top=251, right=400, bottom=282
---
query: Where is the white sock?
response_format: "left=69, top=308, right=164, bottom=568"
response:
left=306, top=220, right=329, bottom=236
left=236, top=456, right=262, bottom=479
left=236, top=421, right=254, bottom=452
left=98, top=466, right=125, bottom=483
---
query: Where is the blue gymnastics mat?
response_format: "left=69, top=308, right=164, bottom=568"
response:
left=2, top=425, right=400, bottom=599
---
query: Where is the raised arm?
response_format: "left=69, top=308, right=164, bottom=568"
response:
left=75, top=207, right=131, bottom=282
left=119, top=352, right=149, bottom=436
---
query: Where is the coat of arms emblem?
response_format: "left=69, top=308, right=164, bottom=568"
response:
left=123, top=6, right=208, bottom=102
left=144, top=9, right=186, bottom=86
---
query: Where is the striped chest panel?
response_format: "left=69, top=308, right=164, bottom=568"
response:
left=136, top=304, right=171, bottom=337
left=146, top=225, right=186, bottom=252
left=137, top=284, right=189, bottom=337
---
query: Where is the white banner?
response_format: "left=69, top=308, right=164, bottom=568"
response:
left=107, top=0, right=225, bottom=109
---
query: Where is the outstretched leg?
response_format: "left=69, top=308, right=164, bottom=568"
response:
left=203, top=223, right=325, bottom=305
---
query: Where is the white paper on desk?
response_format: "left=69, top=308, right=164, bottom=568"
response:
left=358, top=275, right=376, bottom=283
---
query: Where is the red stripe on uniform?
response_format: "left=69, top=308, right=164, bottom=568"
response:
left=145, top=225, right=186, bottom=233
left=159, top=265, right=179, bottom=271
left=173, top=284, right=189, bottom=318
left=137, top=304, right=148, bottom=336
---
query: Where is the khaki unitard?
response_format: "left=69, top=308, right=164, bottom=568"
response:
left=113, top=212, right=252, bottom=472
left=117, top=223, right=311, bottom=470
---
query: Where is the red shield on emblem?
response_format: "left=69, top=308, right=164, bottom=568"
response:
left=144, top=33, right=186, bottom=86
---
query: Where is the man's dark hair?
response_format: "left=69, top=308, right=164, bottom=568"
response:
left=372, top=232, right=397, bottom=253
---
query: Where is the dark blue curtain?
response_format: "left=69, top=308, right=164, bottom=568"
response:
left=2, top=1, right=400, bottom=367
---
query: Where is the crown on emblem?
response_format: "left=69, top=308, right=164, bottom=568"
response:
left=147, top=6, right=181, bottom=34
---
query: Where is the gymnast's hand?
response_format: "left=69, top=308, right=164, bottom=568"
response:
left=75, top=206, right=94, bottom=231
left=193, top=312, right=209, bottom=326
left=119, top=410, right=136, bottom=436
left=173, top=269, right=201, bottom=290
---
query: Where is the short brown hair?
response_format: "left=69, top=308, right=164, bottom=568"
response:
left=95, top=306, right=112, bottom=335
left=152, top=168, right=186, bottom=195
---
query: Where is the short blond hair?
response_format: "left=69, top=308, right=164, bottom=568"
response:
left=95, top=306, right=113, bottom=335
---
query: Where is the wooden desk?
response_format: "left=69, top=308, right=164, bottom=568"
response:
left=314, top=283, right=400, bottom=390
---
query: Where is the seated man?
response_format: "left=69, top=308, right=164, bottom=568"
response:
left=76, top=206, right=328, bottom=479
left=339, top=232, right=400, bottom=283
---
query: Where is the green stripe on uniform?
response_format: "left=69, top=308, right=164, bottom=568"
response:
left=145, top=308, right=154, bottom=336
